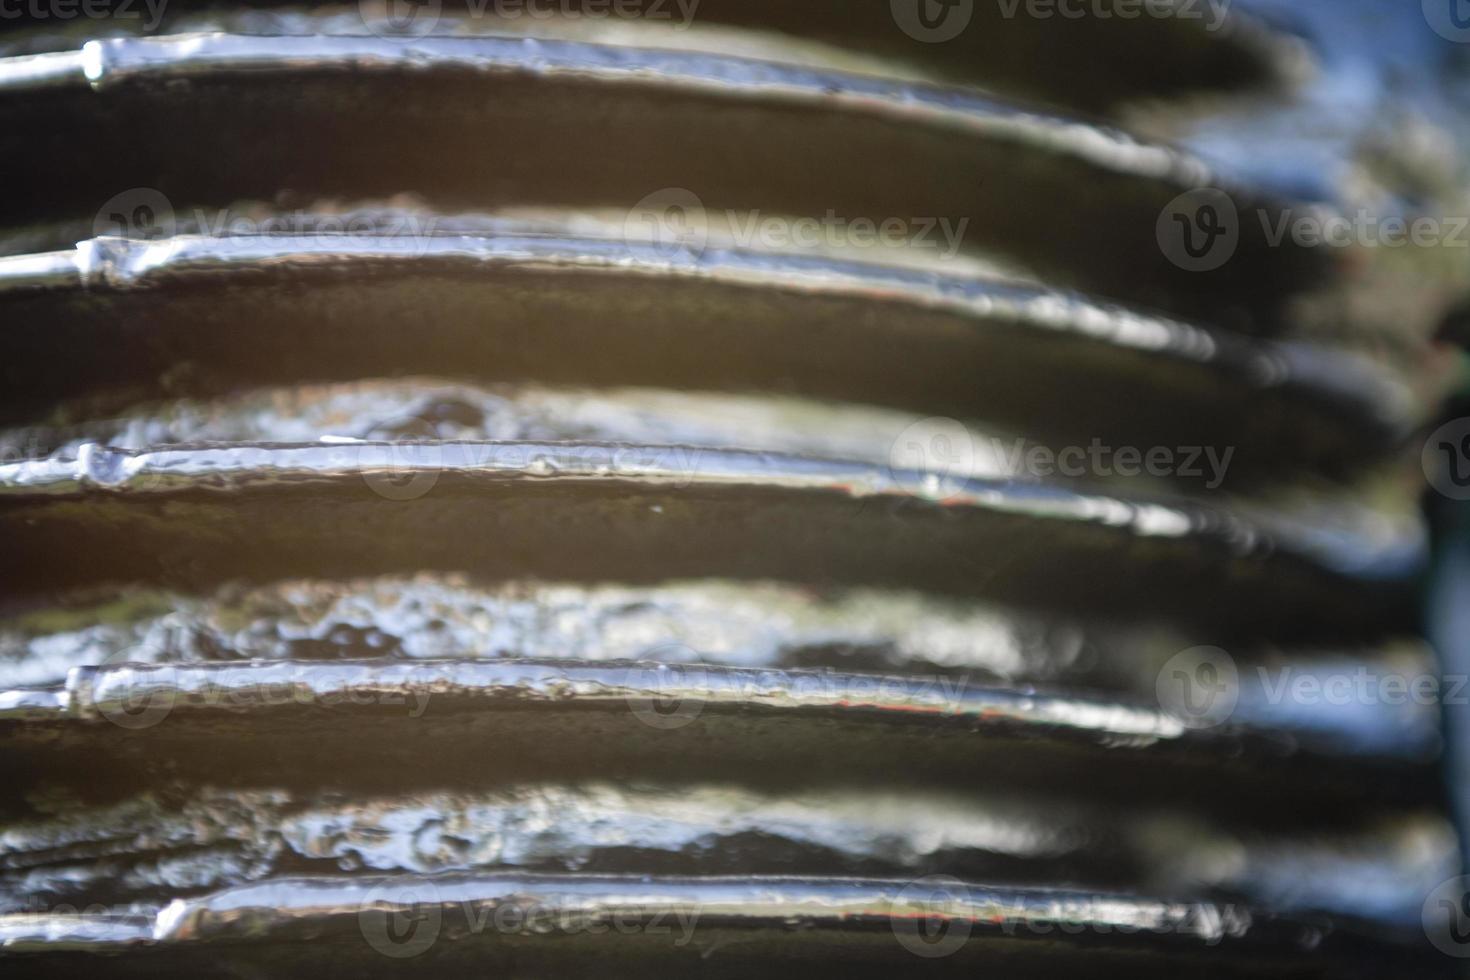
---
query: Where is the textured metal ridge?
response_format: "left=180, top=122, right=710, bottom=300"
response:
left=0, top=231, right=1423, bottom=424
left=0, top=230, right=1426, bottom=487
left=0, top=441, right=1427, bottom=638
left=0, top=31, right=1341, bottom=337
left=0, top=0, right=1288, bottom=109
left=0, top=872, right=1378, bottom=950
left=0, top=658, right=1441, bottom=784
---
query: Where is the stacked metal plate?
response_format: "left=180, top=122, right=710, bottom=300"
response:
left=0, top=1, right=1468, bottom=976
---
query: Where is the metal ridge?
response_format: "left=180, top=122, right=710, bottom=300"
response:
left=3, top=661, right=1434, bottom=819
left=0, top=574, right=1442, bottom=762
left=0, top=33, right=1192, bottom=178
left=0, top=780, right=1449, bottom=927
left=0, top=439, right=1426, bottom=578
left=0, top=32, right=1339, bottom=336
left=0, top=658, right=1439, bottom=782
left=0, top=1, right=1288, bottom=111
left=7, top=659, right=1188, bottom=740
left=0, top=233, right=1422, bottom=464
left=0, top=871, right=1431, bottom=972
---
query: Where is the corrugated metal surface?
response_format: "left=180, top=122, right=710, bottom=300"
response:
left=0, top=2, right=1467, bottom=975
